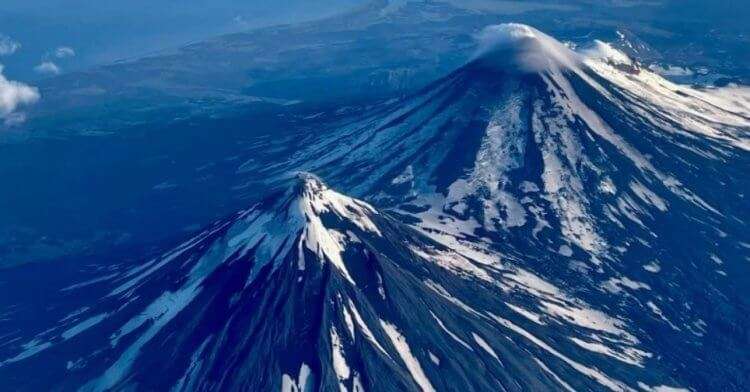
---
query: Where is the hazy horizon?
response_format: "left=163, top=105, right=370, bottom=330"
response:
left=0, top=0, right=364, bottom=81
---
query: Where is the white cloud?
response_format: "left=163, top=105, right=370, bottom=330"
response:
left=472, top=23, right=579, bottom=73
left=0, top=34, right=21, bottom=56
left=0, top=65, right=40, bottom=125
left=581, top=40, right=633, bottom=66
left=34, top=61, right=61, bottom=75
left=54, top=46, right=75, bottom=58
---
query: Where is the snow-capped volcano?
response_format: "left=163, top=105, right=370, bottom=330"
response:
left=1, top=173, right=701, bottom=391
left=280, top=23, right=748, bottom=261
left=1, top=24, right=748, bottom=391
left=242, top=23, right=748, bottom=389
left=0, top=175, right=686, bottom=391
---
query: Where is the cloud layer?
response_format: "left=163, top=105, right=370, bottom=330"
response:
left=0, top=65, right=40, bottom=125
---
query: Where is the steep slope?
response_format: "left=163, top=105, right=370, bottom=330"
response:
left=237, top=24, right=750, bottom=390
left=0, top=175, right=689, bottom=391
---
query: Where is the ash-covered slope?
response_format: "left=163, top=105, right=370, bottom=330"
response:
left=0, top=175, right=688, bottom=391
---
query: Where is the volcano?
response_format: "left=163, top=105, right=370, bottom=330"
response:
left=1, top=24, right=749, bottom=391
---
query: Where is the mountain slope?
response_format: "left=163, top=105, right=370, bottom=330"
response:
left=0, top=174, right=691, bottom=391
left=238, top=23, right=750, bottom=390
left=1, top=24, right=749, bottom=391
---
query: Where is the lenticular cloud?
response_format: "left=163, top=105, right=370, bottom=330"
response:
left=472, top=23, right=579, bottom=73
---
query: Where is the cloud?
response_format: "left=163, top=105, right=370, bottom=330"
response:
left=581, top=40, right=633, bottom=66
left=54, top=46, right=75, bottom=58
left=0, top=34, right=21, bottom=56
left=0, top=65, right=40, bottom=125
left=472, top=23, right=579, bottom=73
left=34, top=61, right=61, bottom=75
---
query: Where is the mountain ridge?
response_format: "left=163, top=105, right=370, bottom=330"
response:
left=0, top=174, right=694, bottom=391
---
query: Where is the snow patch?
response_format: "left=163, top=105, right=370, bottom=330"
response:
left=472, top=333, right=502, bottom=364
left=330, top=326, right=351, bottom=384
left=380, top=320, right=435, bottom=392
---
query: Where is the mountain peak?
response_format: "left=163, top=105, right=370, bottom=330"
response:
left=288, top=172, right=379, bottom=227
left=471, top=23, right=579, bottom=73
left=293, top=171, right=328, bottom=198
